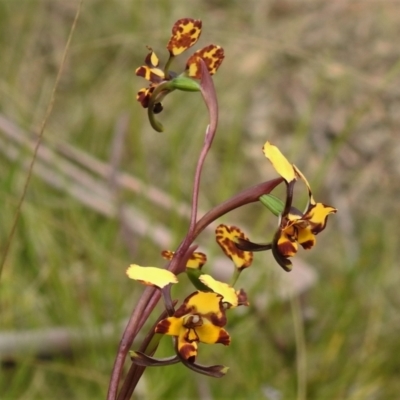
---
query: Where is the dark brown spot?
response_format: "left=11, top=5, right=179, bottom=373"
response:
left=155, top=319, right=172, bottom=334
left=174, top=303, right=193, bottom=318
left=208, top=312, right=227, bottom=327
left=135, top=66, right=147, bottom=78
left=277, top=239, right=297, bottom=257
left=180, top=343, right=196, bottom=361
left=300, top=240, right=314, bottom=250
left=217, top=329, right=231, bottom=346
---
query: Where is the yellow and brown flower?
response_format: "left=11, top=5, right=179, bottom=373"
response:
left=155, top=291, right=230, bottom=362
left=135, top=18, right=224, bottom=113
left=237, top=142, right=337, bottom=271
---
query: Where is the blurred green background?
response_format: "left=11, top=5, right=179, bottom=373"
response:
left=1, top=0, right=400, bottom=399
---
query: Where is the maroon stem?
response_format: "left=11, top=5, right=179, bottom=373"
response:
left=194, top=178, right=283, bottom=239
left=187, top=58, right=218, bottom=239
left=117, top=302, right=178, bottom=400
left=282, top=180, right=295, bottom=217
left=107, top=286, right=157, bottom=399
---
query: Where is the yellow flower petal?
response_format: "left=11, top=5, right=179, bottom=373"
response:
left=215, top=224, right=253, bottom=270
left=296, top=226, right=316, bottom=250
left=155, top=316, right=182, bottom=336
left=263, top=142, right=296, bottom=183
left=304, top=202, right=337, bottom=234
left=185, top=291, right=226, bottom=324
left=186, top=45, right=225, bottom=79
left=126, top=264, right=178, bottom=288
left=199, top=275, right=238, bottom=308
left=167, top=18, right=202, bottom=56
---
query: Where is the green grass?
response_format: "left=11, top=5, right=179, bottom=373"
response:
left=1, top=0, right=400, bottom=399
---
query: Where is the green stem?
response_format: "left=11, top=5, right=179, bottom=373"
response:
left=229, top=268, right=241, bottom=287
left=163, top=54, right=174, bottom=77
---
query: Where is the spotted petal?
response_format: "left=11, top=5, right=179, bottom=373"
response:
left=263, top=142, right=296, bottom=183
left=167, top=18, right=202, bottom=56
left=215, top=224, right=253, bottom=270
left=135, top=52, right=165, bottom=83
left=136, top=86, right=154, bottom=108
left=126, top=264, right=178, bottom=288
left=186, top=45, right=225, bottom=79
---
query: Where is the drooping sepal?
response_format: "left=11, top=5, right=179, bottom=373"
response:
left=129, top=351, right=180, bottom=367
left=235, top=238, right=272, bottom=252
left=173, top=337, right=229, bottom=378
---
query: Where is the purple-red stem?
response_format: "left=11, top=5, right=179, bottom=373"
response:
left=117, top=302, right=178, bottom=400
left=194, top=178, right=283, bottom=238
